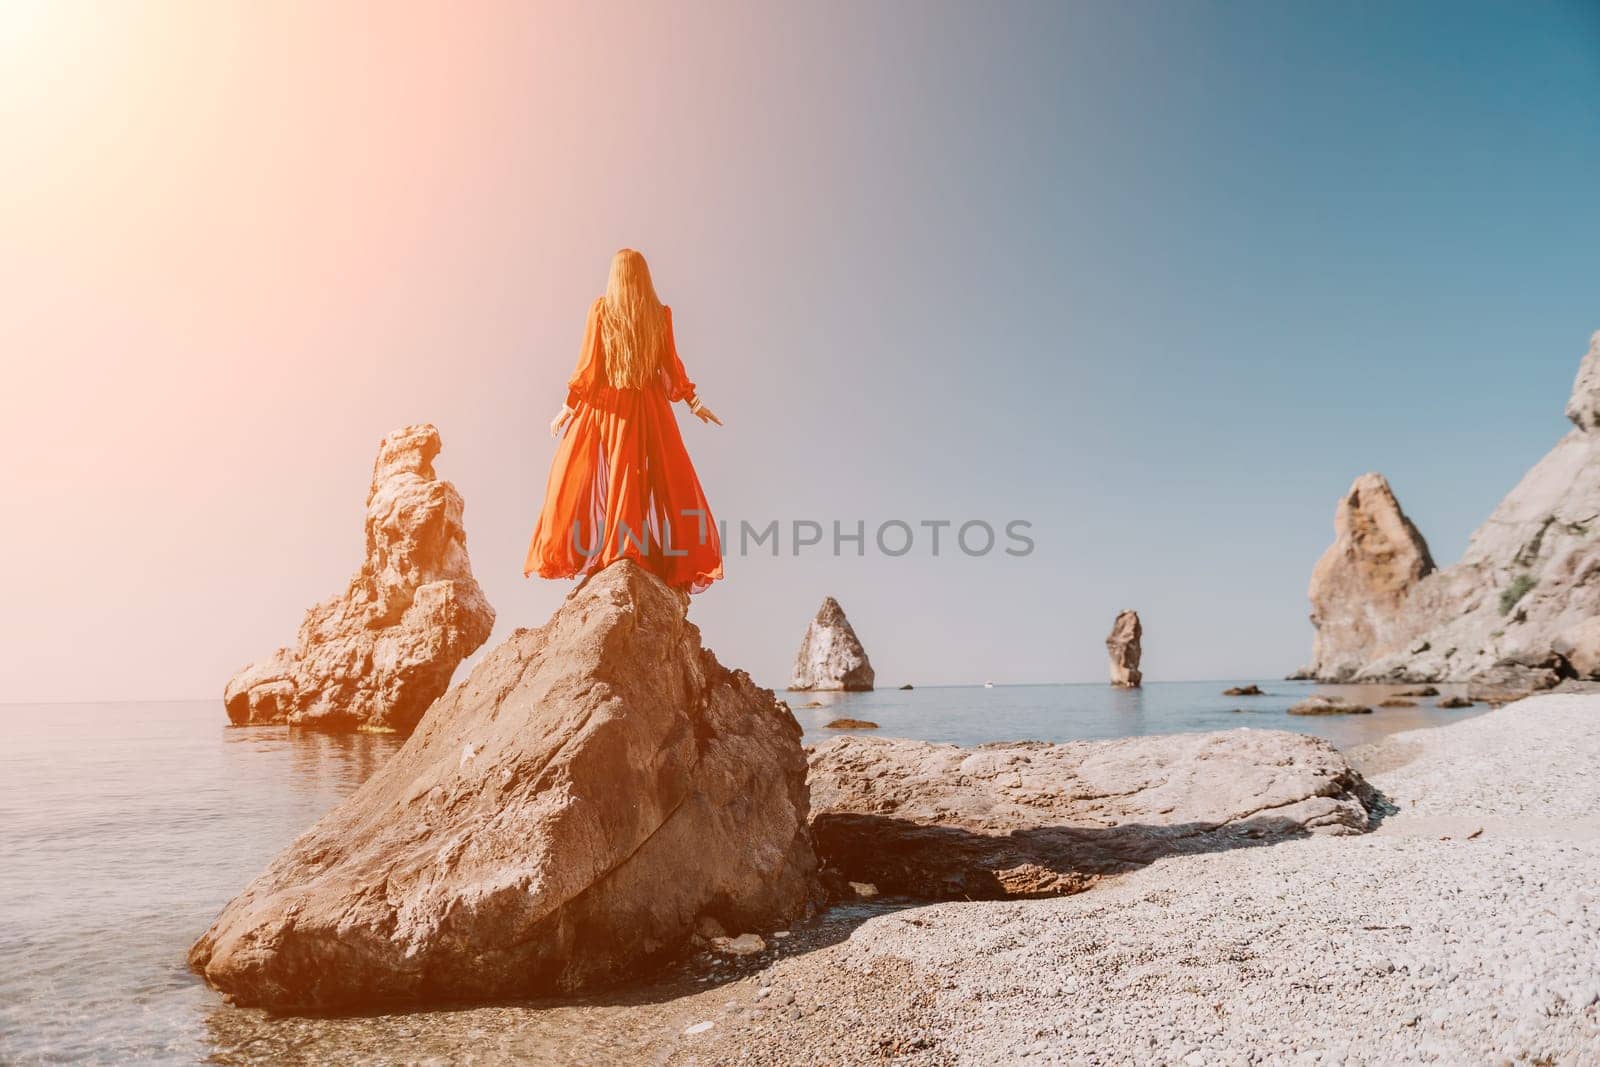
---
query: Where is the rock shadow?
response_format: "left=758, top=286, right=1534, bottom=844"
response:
left=811, top=807, right=1380, bottom=901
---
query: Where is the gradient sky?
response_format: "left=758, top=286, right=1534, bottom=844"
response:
left=3, top=0, right=1599, bottom=702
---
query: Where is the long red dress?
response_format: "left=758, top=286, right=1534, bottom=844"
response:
left=524, top=298, right=724, bottom=592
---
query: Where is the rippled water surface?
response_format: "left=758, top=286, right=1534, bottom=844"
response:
left=0, top=683, right=1482, bottom=1063
left=784, top=679, right=1479, bottom=750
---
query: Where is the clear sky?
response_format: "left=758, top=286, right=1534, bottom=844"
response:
left=3, top=1, right=1598, bottom=701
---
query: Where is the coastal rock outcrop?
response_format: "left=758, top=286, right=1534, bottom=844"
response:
left=1286, top=695, right=1372, bottom=716
left=1552, top=616, right=1600, bottom=679
left=1305, top=331, right=1600, bottom=682
left=223, top=425, right=495, bottom=732
left=789, top=597, right=875, bottom=691
left=1466, top=653, right=1567, bottom=704
left=1105, top=610, right=1143, bottom=688
left=807, top=730, right=1372, bottom=900
left=191, top=561, right=818, bottom=1012
left=1306, top=473, right=1436, bottom=681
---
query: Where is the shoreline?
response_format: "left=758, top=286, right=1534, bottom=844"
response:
left=188, top=693, right=1598, bottom=1065
left=663, top=693, right=1600, bottom=1065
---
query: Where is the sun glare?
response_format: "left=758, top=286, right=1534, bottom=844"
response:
left=0, top=0, right=54, bottom=61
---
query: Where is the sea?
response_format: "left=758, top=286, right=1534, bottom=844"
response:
left=0, top=681, right=1479, bottom=1064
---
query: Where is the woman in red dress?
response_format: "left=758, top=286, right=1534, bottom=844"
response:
left=524, top=249, right=724, bottom=592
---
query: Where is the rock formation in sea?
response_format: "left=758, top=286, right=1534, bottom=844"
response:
left=222, top=425, right=495, bottom=733
left=191, top=561, right=818, bottom=1012
left=1286, top=695, right=1372, bottom=716
left=807, top=730, right=1373, bottom=900
left=789, top=596, right=875, bottom=691
left=1105, top=609, right=1143, bottom=688
left=1305, top=473, right=1436, bottom=682
left=1304, top=331, right=1600, bottom=688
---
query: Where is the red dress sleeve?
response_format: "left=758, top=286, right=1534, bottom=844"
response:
left=660, top=305, right=697, bottom=403
left=564, top=298, right=605, bottom=408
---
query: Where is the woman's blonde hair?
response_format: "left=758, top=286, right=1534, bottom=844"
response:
left=600, top=248, right=666, bottom=390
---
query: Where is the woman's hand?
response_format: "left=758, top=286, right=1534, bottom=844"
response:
left=688, top=397, right=723, bottom=426
left=550, top=404, right=575, bottom=438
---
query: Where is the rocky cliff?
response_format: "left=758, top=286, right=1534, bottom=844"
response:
left=222, top=425, right=495, bottom=732
left=1306, top=332, right=1600, bottom=684
left=191, top=560, right=819, bottom=1012
left=789, top=596, right=875, bottom=691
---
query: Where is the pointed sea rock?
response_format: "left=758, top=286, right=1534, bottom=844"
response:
left=1105, top=610, right=1143, bottom=688
left=788, top=597, right=875, bottom=691
left=222, top=424, right=495, bottom=732
left=1306, top=473, right=1435, bottom=681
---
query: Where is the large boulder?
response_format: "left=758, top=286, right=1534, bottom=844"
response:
left=223, top=425, right=495, bottom=732
left=789, top=596, right=875, bottom=691
left=1466, top=652, right=1569, bottom=704
left=1286, top=695, right=1372, bottom=716
left=1305, top=331, right=1600, bottom=682
left=190, top=561, right=819, bottom=1012
left=1105, top=609, right=1143, bottom=688
left=1553, top=616, right=1600, bottom=679
left=1306, top=473, right=1436, bottom=681
left=807, top=730, right=1372, bottom=900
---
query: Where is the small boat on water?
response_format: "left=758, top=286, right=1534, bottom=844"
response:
left=984, top=680, right=995, bottom=688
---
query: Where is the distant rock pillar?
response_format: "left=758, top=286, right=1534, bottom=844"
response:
left=1106, top=610, right=1143, bottom=688
left=789, top=597, right=875, bottom=691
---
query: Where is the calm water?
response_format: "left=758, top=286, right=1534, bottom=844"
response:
left=0, top=682, right=1480, bottom=1064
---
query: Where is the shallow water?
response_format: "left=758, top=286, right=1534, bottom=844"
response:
left=786, top=678, right=1478, bottom=751
left=0, top=683, right=1481, bottom=1064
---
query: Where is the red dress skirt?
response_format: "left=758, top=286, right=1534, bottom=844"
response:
left=524, top=299, right=723, bottom=592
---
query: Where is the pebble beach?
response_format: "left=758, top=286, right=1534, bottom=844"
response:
left=656, top=693, right=1600, bottom=1065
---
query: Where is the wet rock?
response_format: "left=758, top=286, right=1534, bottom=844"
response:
left=1437, top=696, right=1475, bottom=709
left=190, top=561, right=819, bottom=1012
left=825, top=718, right=880, bottom=730
left=1223, top=685, right=1265, bottom=696
left=222, top=425, right=495, bottom=732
